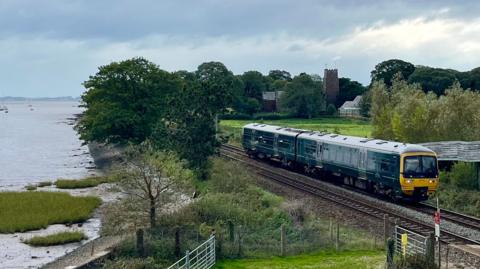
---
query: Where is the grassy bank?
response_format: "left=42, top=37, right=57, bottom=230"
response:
left=55, top=175, right=116, bottom=189
left=0, top=192, right=101, bottom=233
left=220, top=117, right=372, bottom=146
left=23, top=231, right=87, bottom=246
left=215, top=249, right=385, bottom=269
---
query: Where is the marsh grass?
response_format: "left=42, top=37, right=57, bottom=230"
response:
left=0, top=192, right=101, bottom=233
left=25, top=185, right=37, bottom=191
left=23, top=231, right=87, bottom=246
left=38, top=181, right=53, bottom=187
left=55, top=175, right=116, bottom=189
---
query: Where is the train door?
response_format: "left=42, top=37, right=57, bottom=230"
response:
left=358, top=148, right=367, bottom=180
left=316, top=142, right=323, bottom=163
left=273, top=133, right=279, bottom=157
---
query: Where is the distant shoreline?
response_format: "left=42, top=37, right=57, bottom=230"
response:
left=0, top=96, right=80, bottom=102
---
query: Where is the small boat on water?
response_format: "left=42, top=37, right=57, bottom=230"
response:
left=0, top=105, right=7, bottom=112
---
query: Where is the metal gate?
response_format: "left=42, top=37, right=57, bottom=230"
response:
left=394, top=226, right=428, bottom=256
left=167, top=235, right=216, bottom=269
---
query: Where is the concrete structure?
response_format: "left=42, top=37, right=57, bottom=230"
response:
left=323, top=69, right=339, bottom=106
left=420, top=141, right=480, bottom=188
left=262, top=91, right=284, bottom=112
left=339, top=95, right=362, bottom=117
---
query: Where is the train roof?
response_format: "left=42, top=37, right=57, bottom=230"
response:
left=243, top=123, right=435, bottom=155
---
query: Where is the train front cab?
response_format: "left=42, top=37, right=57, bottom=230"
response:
left=399, top=152, right=439, bottom=201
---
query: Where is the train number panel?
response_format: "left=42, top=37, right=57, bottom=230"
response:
left=242, top=123, right=439, bottom=202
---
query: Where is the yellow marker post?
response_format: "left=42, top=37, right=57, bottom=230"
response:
left=401, top=233, right=408, bottom=257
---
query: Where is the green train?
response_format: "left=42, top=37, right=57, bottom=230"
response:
left=242, top=123, right=439, bottom=202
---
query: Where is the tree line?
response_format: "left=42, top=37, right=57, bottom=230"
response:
left=370, top=76, right=480, bottom=143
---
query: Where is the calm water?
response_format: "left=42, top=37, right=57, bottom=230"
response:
left=0, top=101, right=95, bottom=187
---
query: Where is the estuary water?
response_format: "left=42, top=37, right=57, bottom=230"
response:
left=0, top=101, right=95, bottom=187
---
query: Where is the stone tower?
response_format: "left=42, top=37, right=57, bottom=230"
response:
left=323, top=69, right=339, bottom=106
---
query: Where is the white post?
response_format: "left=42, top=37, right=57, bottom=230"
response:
left=185, top=250, right=190, bottom=269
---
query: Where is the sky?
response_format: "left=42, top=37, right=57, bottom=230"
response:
left=1, top=0, right=480, bottom=97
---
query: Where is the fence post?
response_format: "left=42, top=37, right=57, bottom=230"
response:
left=426, top=233, right=435, bottom=266
left=175, top=228, right=181, bottom=258
left=281, top=224, right=286, bottom=256
left=383, top=214, right=388, bottom=243
left=386, top=238, right=395, bottom=269
left=329, top=218, right=333, bottom=243
left=136, top=229, right=144, bottom=257
left=185, top=250, right=190, bottom=269
left=335, top=222, right=340, bottom=251
left=228, top=220, right=235, bottom=242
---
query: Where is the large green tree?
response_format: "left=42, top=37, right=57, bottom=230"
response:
left=241, top=71, right=267, bottom=101
left=77, top=57, right=180, bottom=144
left=371, top=59, right=415, bottom=86
left=407, top=66, right=458, bottom=95
left=279, top=73, right=324, bottom=118
left=155, top=62, right=235, bottom=178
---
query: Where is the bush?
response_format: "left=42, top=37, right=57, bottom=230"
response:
left=326, top=104, right=337, bottom=115
left=102, top=257, right=161, bottom=269
left=395, top=254, right=438, bottom=269
left=23, top=231, right=87, bottom=246
left=0, top=192, right=101, bottom=233
left=219, top=113, right=252, bottom=120
left=449, top=162, right=478, bottom=189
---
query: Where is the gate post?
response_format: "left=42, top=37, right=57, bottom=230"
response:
left=185, top=250, right=190, bottom=269
left=426, top=233, right=435, bottom=266
left=386, top=238, right=395, bottom=269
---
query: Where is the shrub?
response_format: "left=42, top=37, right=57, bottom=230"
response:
left=219, top=113, right=252, bottom=120
left=0, top=192, right=101, bottom=233
left=23, top=231, right=87, bottom=246
left=395, top=254, right=438, bottom=269
left=102, top=257, right=161, bottom=269
left=449, top=162, right=478, bottom=189
left=326, top=104, right=337, bottom=115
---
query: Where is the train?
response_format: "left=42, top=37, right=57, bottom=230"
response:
left=242, top=123, right=439, bottom=202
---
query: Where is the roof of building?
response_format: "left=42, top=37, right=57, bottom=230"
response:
left=420, top=141, right=480, bottom=162
left=244, top=123, right=434, bottom=155
left=339, top=95, right=362, bottom=110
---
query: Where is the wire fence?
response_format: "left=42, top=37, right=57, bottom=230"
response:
left=167, top=235, right=216, bottom=269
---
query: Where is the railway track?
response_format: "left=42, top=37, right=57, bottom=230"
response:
left=220, top=144, right=480, bottom=246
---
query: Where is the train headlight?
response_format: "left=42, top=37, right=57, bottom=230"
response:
left=406, top=179, right=412, bottom=184
left=429, top=179, right=435, bottom=184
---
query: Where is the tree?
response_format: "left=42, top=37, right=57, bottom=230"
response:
left=76, top=57, right=181, bottom=144
left=119, top=143, right=193, bottom=228
left=279, top=73, right=324, bottom=118
left=268, top=70, right=292, bottom=81
left=370, top=80, right=394, bottom=139
left=371, top=59, right=415, bottom=86
left=242, top=71, right=267, bottom=101
left=155, top=62, right=235, bottom=179
left=407, top=66, right=458, bottom=95
left=336, top=77, right=367, bottom=108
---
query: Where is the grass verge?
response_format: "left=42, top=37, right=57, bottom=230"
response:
left=23, top=231, right=87, bottom=246
left=215, top=249, right=385, bottom=269
left=220, top=117, right=372, bottom=146
left=0, top=191, right=101, bottom=233
left=55, top=176, right=115, bottom=189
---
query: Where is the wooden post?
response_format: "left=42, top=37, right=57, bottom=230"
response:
left=386, top=238, right=395, bottom=269
left=335, top=223, right=340, bottom=251
left=438, top=240, right=441, bottom=268
left=228, top=220, right=235, bottom=242
left=426, top=233, right=435, bottom=266
left=281, top=224, right=286, bottom=256
left=90, top=240, right=95, bottom=256
left=446, top=245, right=449, bottom=269
left=383, top=214, right=388, bottom=243
left=329, top=218, right=333, bottom=243
left=175, top=228, right=181, bottom=258
left=136, top=229, right=144, bottom=257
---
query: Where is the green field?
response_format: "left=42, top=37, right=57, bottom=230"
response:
left=215, top=250, right=385, bottom=269
left=220, top=117, right=372, bottom=146
left=0, top=192, right=101, bottom=233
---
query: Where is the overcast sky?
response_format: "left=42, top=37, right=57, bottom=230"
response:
left=1, top=0, right=480, bottom=97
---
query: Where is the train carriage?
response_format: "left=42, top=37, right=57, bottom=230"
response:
left=242, top=123, right=439, bottom=202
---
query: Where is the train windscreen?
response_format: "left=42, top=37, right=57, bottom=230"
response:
left=403, top=156, right=438, bottom=178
